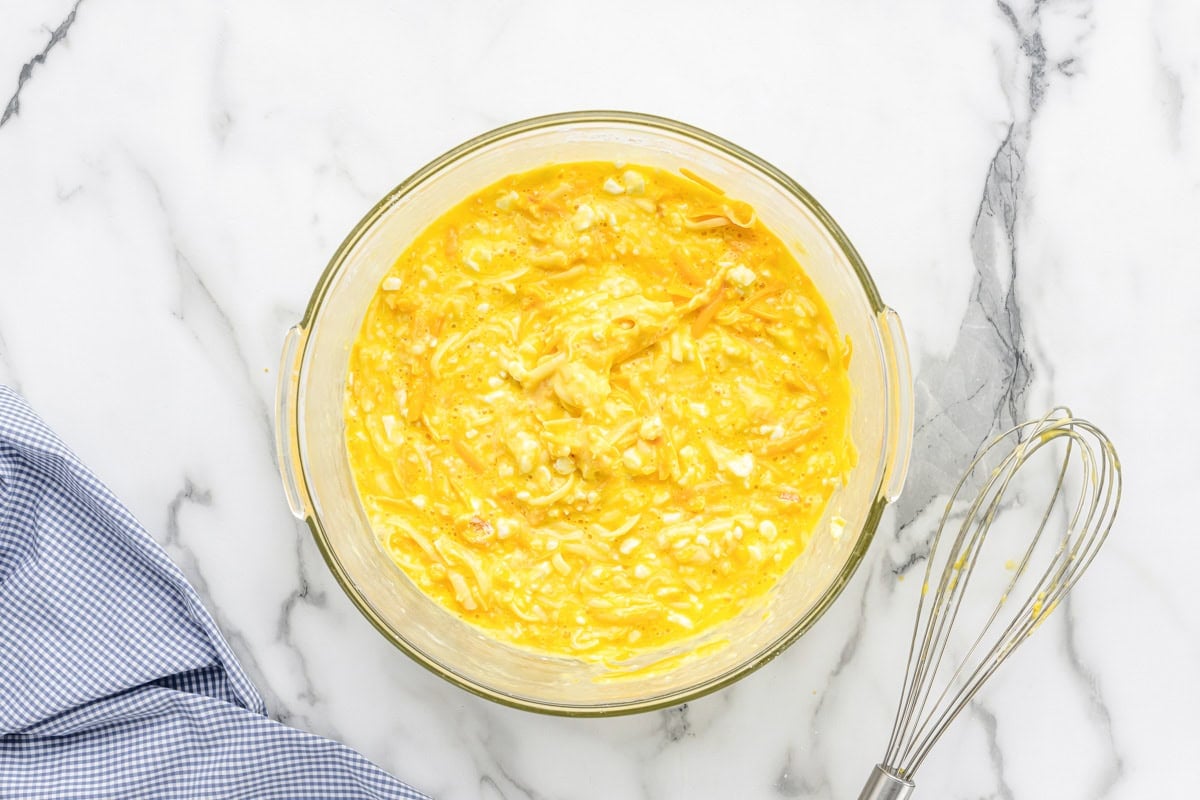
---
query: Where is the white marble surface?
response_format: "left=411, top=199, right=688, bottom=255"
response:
left=1, top=1, right=1196, bottom=797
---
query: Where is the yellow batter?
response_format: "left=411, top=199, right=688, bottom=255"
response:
left=344, top=162, right=854, bottom=662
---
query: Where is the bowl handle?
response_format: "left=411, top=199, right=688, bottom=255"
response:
left=275, top=325, right=310, bottom=520
left=879, top=308, right=913, bottom=502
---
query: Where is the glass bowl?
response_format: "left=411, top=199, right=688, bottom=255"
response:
left=274, top=111, right=913, bottom=716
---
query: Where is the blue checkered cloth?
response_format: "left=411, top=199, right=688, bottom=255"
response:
left=0, top=386, right=429, bottom=799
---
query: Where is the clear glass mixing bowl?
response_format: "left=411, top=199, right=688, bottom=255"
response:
left=275, top=111, right=913, bottom=715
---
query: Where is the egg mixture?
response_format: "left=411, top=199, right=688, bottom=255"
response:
left=344, top=161, right=854, bottom=662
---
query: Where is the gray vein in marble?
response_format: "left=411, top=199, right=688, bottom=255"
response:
left=175, top=255, right=271, bottom=433
left=308, top=211, right=331, bottom=258
left=1056, top=57, right=1079, bottom=78
left=131, top=160, right=275, bottom=455
left=1059, top=594, right=1124, bottom=798
left=632, top=767, right=655, bottom=800
left=162, top=476, right=306, bottom=729
left=890, top=0, right=1063, bottom=567
left=781, top=568, right=871, bottom=796
left=755, top=574, right=874, bottom=798
left=774, top=747, right=822, bottom=798
left=655, top=686, right=733, bottom=754
left=1105, top=548, right=1198, bottom=641
left=880, top=7, right=1126, bottom=797
left=273, top=522, right=331, bottom=727
left=0, top=324, right=19, bottom=392
left=210, top=22, right=234, bottom=147
left=162, top=480, right=232, bottom=629
left=484, top=764, right=543, bottom=800
left=54, top=180, right=83, bottom=202
left=1159, top=62, right=1184, bottom=152
left=478, top=775, right=508, bottom=800
left=659, top=703, right=692, bottom=744
left=821, top=568, right=870, bottom=686
left=1152, top=33, right=1185, bottom=152
left=467, top=715, right=548, bottom=800
left=787, top=581, right=872, bottom=793
left=998, top=1, right=1049, bottom=114
left=970, top=700, right=1016, bottom=800
left=996, top=6, right=1123, bottom=794
left=0, top=0, right=85, bottom=130
left=321, top=144, right=376, bottom=204
left=165, top=477, right=215, bottom=544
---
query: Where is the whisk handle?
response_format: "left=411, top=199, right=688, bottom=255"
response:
left=857, top=765, right=914, bottom=800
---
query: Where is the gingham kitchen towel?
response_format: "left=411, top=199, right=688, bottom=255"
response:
left=0, top=386, right=428, bottom=799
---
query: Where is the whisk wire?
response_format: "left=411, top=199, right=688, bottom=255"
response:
left=893, top=449, right=1012, bottom=773
left=884, top=423, right=1023, bottom=770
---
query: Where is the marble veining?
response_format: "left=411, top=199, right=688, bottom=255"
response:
left=135, top=160, right=278, bottom=452
left=2, top=0, right=1197, bottom=797
left=1059, top=593, right=1124, bottom=799
left=0, top=0, right=84, bottom=129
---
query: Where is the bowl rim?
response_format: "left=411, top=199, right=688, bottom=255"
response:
left=290, top=110, right=893, bottom=716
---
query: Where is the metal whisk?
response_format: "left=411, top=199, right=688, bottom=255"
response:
left=858, top=408, right=1122, bottom=800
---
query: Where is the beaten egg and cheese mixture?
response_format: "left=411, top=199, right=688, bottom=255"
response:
left=345, top=162, right=855, bottom=662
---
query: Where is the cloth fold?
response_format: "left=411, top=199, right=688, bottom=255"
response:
left=0, top=386, right=428, bottom=799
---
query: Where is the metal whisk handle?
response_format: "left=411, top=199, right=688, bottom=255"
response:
left=857, top=765, right=914, bottom=800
